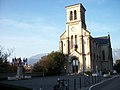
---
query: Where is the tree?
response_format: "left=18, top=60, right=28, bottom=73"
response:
left=113, top=59, right=120, bottom=73
left=33, top=56, right=48, bottom=73
left=32, top=51, right=66, bottom=75
left=0, top=46, right=13, bottom=73
left=116, top=59, right=120, bottom=65
left=47, top=51, right=66, bottom=75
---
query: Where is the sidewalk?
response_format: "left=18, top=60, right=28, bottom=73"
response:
left=77, top=75, right=117, bottom=90
left=88, top=75, right=119, bottom=90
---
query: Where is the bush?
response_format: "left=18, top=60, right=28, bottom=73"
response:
left=84, top=71, right=92, bottom=76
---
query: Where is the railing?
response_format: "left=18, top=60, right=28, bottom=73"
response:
left=53, top=75, right=105, bottom=90
left=53, top=78, right=69, bottom=90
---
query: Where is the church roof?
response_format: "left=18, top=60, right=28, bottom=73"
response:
left=60, top=31, right=66, bottom=38
left=93, top=36, right=109, bottom=45
left=65, top=3, right=86, bottom=11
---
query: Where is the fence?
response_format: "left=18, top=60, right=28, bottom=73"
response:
left=53, top=75, right=105, bottom=90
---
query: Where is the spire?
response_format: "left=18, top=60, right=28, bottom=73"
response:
left=108, top=32, right=111, bottom=47
left=108, top=32, right=110, bottom=39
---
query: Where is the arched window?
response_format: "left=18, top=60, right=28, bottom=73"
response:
left=94, top=54, right=95, bottom=60
left=75, top=35, right=78, bottom=51
left=75, top=35, right=77, bottom=45
left=74, top=10, right=77, bottom=20
left=102, top=50, right=105, bottom=60
left=70, top=11, right=73, bottom=21
left=71, top=35, right=73, bottom=49
left=61, top=41, right=63, bottom=53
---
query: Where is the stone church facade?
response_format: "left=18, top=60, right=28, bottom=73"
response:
left=59, top=3, right=113, bottom=74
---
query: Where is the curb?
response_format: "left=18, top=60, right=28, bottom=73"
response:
left=89, top=75, right=119, bottom=90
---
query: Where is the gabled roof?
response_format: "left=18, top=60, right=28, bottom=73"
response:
left=93, top=36, right=109, bottom=45
left=60, top=31, right=66, bottom=38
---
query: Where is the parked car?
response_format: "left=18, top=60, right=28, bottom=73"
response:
left=92, top=73, right=101, bottom=76
left=103, top=74, right=109, bottom=77
left=113, top=70, right=117, bottom=75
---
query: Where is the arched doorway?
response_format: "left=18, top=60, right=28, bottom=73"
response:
left=72, top=57, right=79, bottom=73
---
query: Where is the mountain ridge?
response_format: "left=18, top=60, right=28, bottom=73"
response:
left=28, top=53, right=47, bottom=65
left=28, top=48, right=120, bottom=65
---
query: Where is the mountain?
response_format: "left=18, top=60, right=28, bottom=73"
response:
left=112, top=48, right=120, bottom=62
left=28, top=53, right=47, bottom=65
left=28, top=49, right=120, bottom=65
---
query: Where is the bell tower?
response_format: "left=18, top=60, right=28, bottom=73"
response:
left=65, top=3, right=87, bottom=55
left=66, top=3, right=86, bottom=30
left=60, top=3, right=91, bottom=73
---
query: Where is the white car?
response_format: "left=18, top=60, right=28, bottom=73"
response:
left=113, top=70, right=117, bottom=75
left=92, top=73, right=99, bottom=76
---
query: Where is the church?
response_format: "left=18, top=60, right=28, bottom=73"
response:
left=59, top=3, right=113, bottom=74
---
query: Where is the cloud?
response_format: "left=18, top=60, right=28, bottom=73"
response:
left=0, top=18, right=33, bottom=32
left=0, top=36, right=59, bottom=57
left=0, top=17, right=61, bottom=57
left=87, top=21, right=119, bottom=35
left=0, top=17, right=61, bottom=38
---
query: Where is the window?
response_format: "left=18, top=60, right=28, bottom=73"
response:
left=102, top=50, right=105, bottom=60
left=94, top=54, right=95, bottom=60
left=71, top=35, right=73, bottom=49
left=75, top=35, right=77, bottom=45
left=74, top=10, right=77, bottom=20
left=70, top=11, right=73, bottom=21
left=75, top=35, right=78, bottom=51
left=61, top=41, right=63, bottom=53
left=97, top=55, right=98, bottom=60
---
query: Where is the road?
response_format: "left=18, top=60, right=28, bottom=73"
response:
left=0, top=75, right=86, bottom=90
left=90, top=75, right=120, bottom=90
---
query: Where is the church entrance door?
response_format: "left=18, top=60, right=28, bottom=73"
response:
left=72, top=59, right=79, bottom=73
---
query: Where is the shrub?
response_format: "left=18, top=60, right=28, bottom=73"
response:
left=84, top=71, right=92, bottom=76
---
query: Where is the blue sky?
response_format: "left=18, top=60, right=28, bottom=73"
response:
left=0, top=0, right=120, bottom=58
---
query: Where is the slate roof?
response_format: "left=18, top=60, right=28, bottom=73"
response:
left=93, top=36, right=109, bottom=45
